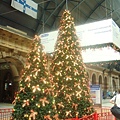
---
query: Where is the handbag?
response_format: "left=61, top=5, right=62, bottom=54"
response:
left=111, top=95, right=120, bottom=119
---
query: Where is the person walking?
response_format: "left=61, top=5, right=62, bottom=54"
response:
left=110, top=89, right=120, bottom=120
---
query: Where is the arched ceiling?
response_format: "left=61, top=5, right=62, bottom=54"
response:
left=0, top=0, right=120, bottom=38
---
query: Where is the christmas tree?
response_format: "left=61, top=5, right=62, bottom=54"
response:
left=50, top=10, right=94, bottom=119
left=11, top=35, right=57, bottom=120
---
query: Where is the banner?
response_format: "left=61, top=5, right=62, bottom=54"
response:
left=76, top=19, right=113, bottom=47
left=11, top=0, right=38, bottom=19
left=40, top=19, right=120, bottom=63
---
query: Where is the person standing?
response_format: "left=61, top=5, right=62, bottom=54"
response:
left=110, top=89, right=120, bottom=120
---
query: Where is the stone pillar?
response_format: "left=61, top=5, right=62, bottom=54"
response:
left=108, top=71, right=113, bottom=92
left=118, top=75, right=120, bottom=88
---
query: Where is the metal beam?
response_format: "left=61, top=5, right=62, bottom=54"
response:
left=85, top=0, right=105, bottom=22
left=35, top=1, right=52, bottom=34
left=37, top=0, right=66, bottom=35
left=51, top=0, right=89, bottom=30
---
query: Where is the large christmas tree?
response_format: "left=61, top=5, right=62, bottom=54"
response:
left=50, top=10, right=94, bottom=119
left=12, top=35, right=57, bottom=120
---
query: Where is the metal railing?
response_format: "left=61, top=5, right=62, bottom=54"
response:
left=0, top=108, right=115, bottom=120
left=0, top=109, right=13, bottom=120
left=66, top=108, right=115, bottom=120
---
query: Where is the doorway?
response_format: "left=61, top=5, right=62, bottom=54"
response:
left=2, top=72, right=13, bottom=103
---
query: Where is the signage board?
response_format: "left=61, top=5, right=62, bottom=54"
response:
left=76, top=19, right=112, bottom=47
left=90, top=85, right=102, bottom=105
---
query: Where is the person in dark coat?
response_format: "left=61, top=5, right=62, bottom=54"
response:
left=110, top=89, right=120, bottom=120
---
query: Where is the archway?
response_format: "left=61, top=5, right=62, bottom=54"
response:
left=0, top=56, right=24, bottom=103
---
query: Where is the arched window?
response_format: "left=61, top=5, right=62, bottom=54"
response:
left=92, top=74, right=96, bottom=85
left=99, top=75, right=102, bottom=84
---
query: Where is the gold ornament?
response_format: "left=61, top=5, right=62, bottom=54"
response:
left=72, top=103, right=78, bottom=110
left=56, top=71, right=62, bottom=76
left=29, top=110, right=37, bottom=120
left=22, top=99, right=29, bottom=107
left=66, top=76, right=72, bottom=81
left=74, top=69, right=79, bottom=75
left=65, top=94, right=71, bottom=101
left=76, top=91, right=81, bottom=97
left=57, top=102, right=64, bottom=109
left=40, top=97, right=49, bottom=106
left=26, top=64, right=31, bottom=69
left=65, top=111, right=72, bottom=117
left=25, top=76, right=31, bottom=82
left=45, top=88, right=51, bottom=95
left=66, top=66, right=71, bottom=71
left=32, top=85, right=40, bottom=92
left=44, top=115, right=52, bottom=120
left=19, top=87, right=25, bottom=93
left=53, top=114, right=59, bottom=120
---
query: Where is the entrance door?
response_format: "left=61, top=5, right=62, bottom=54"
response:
left=3, top=72, right=13, bottom=103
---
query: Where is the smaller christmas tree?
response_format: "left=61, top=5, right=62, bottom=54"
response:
left=11, top=35, right=57, bottom=120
